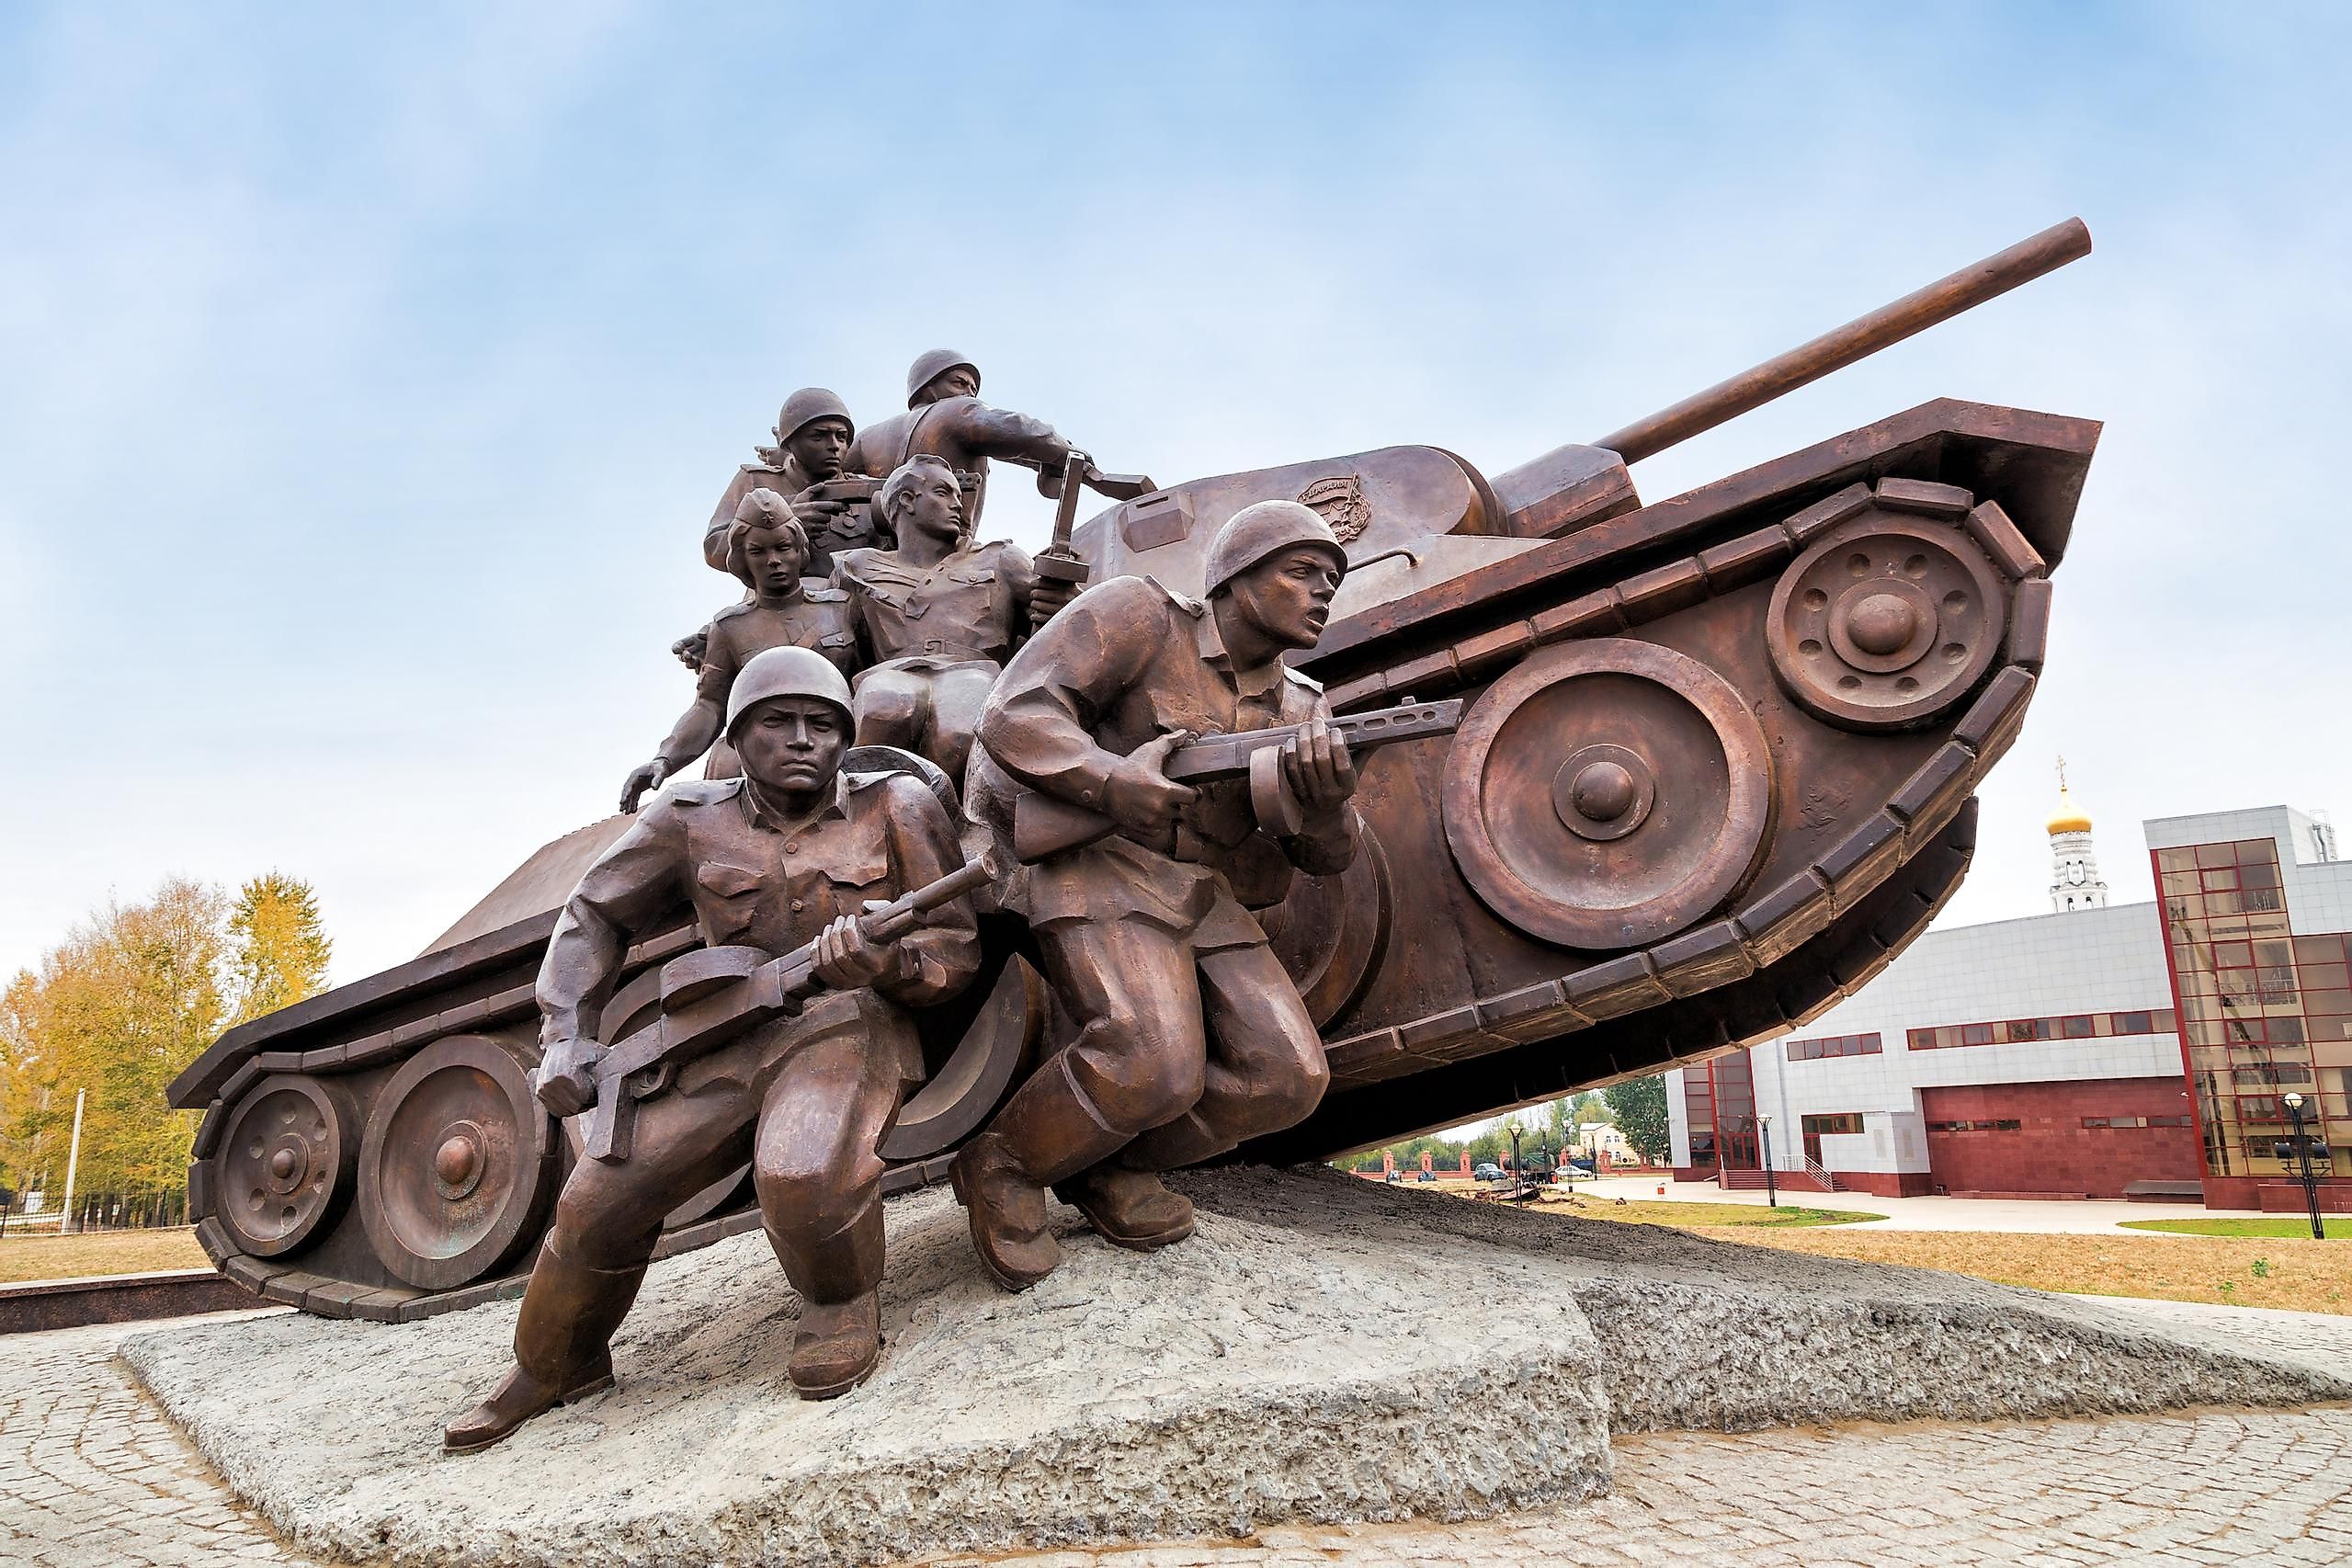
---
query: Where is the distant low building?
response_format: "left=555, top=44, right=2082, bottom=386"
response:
left=1667, top=801, right=2347, bottom=1211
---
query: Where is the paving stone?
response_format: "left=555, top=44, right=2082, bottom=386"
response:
left=6, top=1290, right=2352, bottom=1566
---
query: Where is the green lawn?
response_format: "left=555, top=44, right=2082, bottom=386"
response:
left=2120, top=1217, right=2339, bottom=1239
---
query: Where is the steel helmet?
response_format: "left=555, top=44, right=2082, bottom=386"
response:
left=773, top=386, right=854, bottom=444
left=905, top=348, right=980, bottom=407
left=1201, top=500, right=1348, bottom=597
left=725, top=646, right=854, bottom=737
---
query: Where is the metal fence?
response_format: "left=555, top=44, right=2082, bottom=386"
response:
left=0, top=1187, right=190, bottom=1238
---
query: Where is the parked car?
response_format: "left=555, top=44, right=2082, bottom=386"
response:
left=1472, top=1163, right=1505, bottom=1181
left=1415, top=1168, right=1437, bottom=1182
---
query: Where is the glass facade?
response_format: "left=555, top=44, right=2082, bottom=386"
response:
left=2154, top=835, right=2352, bottom=1180
left=1709, top=1049, right=1759, bottom=1170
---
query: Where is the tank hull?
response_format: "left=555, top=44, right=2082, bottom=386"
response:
left=168, top=397, right=2094, bottom=1319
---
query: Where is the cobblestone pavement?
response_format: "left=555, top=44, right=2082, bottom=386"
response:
left=1, top=1314, right=320, bottom=1567
left=5, top=1304, right=2348, bottom=1568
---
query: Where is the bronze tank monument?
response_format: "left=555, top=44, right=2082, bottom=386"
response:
left=167, top=219, right=2098, bottom=1329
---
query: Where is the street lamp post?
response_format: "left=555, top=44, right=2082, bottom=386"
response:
left=1758, top=1113, right=1778, bottom=1210
left=2282, top=1092, right=2327, bottom=1242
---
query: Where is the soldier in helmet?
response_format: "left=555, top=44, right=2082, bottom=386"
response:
left=950, top=501, right=1358, bottom=1291
left=623, top=489, right=863, bottom=814
left=678, top=387, right=870, bottom=674
left=845, top=350, right=1082, bottom=534
left=445, top=647, right=980, bottom=1451
left=832, top=456, right=1067, bottom=785
left=704, top=387, right=872, bottom=576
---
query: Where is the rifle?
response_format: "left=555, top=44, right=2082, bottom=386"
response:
left=1010, top=697, right=1463, bottom=863
left=1032, top=449, right=1095, bottom=590
left=572, top=857, right=994, bottom=1163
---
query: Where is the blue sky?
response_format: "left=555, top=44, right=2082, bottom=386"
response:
left=3, top=3, right=2346, bottom=984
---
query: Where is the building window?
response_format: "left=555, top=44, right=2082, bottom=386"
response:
left=1801, top=1113, right=1866, bottom=1137
left=1904, top=1009, right=2181, bottom=1050
left=1786, top=1032, right=1882, bottom=1062
left=1927, top=1119, right=2024, bottom=1132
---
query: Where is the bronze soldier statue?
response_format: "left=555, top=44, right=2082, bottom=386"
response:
left=846, top=350, right=1085, bottom=533
left=832, top=456, right=1068, bottom=785
left=625, top=491, right=862, bottom=813
left=951, top=501, right=1358, bottom=1290
left=445, top=647, right=980, bottom=1452
left=703, top=387, right=873, bottom=576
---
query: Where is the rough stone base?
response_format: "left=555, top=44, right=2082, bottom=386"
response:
left=122, top=1168, right=2348, bottom=1568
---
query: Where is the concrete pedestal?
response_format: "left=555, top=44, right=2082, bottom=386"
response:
left=122, top=1168, right=2346, bottom=1568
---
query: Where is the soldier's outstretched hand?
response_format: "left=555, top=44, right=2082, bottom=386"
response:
left=812, top=910, right=892, bottom=990
left=534, top=1037, right=607, bottom=1119
left=1282, top=715, right=1357, bottom=817
left=619, top=758, right=669, bottom=815
left=1105, top=729, right=1199, bottom=838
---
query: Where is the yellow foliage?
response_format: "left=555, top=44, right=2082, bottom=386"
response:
left=0, top=874, right=332, bottom=1210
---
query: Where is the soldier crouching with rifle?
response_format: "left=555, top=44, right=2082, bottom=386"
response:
left=952, top=502, right=1369, bottom=1290
left=445, top=647, right=980, bottom=1452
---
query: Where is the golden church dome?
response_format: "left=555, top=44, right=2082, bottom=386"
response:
left=2047, top=788, right=2092, bottom=835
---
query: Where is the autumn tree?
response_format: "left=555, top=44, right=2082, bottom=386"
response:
left=227, top=873, right=333, bottom=1025
left=0, top=874, right=333, bottom=1214
left=1602, top=1075, right=1671, bottom=1164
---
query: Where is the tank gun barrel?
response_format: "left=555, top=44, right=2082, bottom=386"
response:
left=1593, top=218, right=2092, bottom=465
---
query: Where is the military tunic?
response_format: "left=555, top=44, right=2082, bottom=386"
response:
left=695, top=586, right=862, bottom=696
left=832, top=540, right=1037, bottom=676
left=971, top=573, right=1357, bottom=933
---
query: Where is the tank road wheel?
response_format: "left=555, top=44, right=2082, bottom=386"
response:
left=358, top=1035, right=558, bottom=1290
left=1767, top=510, right=2006, bottom=731
left=880, top=953, right=1048, bottom=1162
left=214, top=1075, right=358, bottom=1257
left=1443, top=638, right=1771, bottom=949
left=1258, top=817, right=1393, bottom=1027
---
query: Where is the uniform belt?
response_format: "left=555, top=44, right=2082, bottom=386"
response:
left=915, top=639, right=991, bottom=659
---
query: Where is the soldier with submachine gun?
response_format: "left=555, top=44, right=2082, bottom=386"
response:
left=952, top=501, right=1460, bottom=1290
left=445, top=647, right=981, bottom=1452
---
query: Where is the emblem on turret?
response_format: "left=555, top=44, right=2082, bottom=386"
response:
left=1296, top=473, right=1372, bottom=544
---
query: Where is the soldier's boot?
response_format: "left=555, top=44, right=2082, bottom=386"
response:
left=790, top=1291, right=882, bottom=1400
left=949, top=1131, right=1062, bottom=1292
left=442, top=1235, right=642, bottom=1454
left=774, top=1199, right=886, bottom=1400
left=951, top=1049, right=1142, bottom=1291
left=1051, top=1165, right=1194, bottom=1251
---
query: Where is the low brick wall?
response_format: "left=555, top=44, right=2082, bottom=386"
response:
left=0, top=1268, right=263, bottom=1335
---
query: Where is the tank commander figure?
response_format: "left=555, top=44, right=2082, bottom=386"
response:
left=833, top=455, right=1071, bottom=785
left=625, top=490, right=862, bottom=814
left=445, top=647, right=980, bottom=1452
left=848, top=350, right=1104, bottom=534
left=950, top=501, right=1358, bottom=1290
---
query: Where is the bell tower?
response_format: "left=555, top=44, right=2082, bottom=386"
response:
left=2047, top=756, right=2108, bottom=912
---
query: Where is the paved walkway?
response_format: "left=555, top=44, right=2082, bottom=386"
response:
left=0, top=1312, right=320, bottom=1567
left=1578, top=1174, right=2270, bottom=1233
left=4, top=1301, right=2346, bottom=1567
